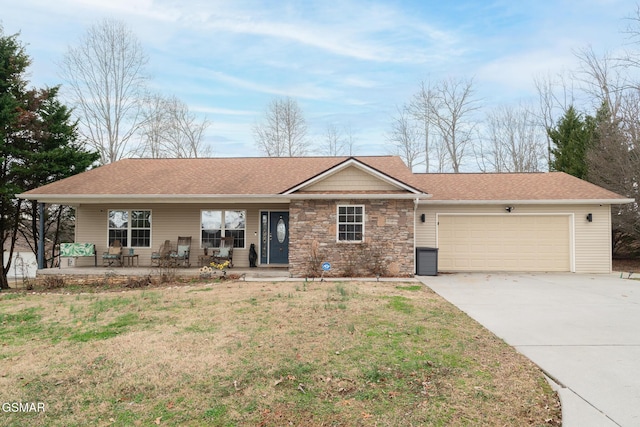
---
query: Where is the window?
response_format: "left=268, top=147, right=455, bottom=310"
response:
left=108, top=210, right=151, bottom=247
left=337, top=205, right=364, bottom=242
left=130, top=210, right=151, bottom=247
left=201, top=210, right=246, bottom=248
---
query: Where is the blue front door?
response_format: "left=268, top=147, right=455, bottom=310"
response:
left=260, top=211, right=289, bottom=265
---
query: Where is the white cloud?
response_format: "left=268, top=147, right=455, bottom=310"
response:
left=193, top=106, right=256, bottom=116
left=206, top=71, right=338, bottom=100
left=136, top=0, right=461, bottom=64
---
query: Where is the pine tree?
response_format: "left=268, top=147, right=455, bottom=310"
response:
left=548, top=106, right=595, bottom=180
left=0, top=28, right=98, bottom=289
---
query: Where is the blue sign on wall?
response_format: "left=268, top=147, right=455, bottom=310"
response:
left=321, top=262, right=331, bottom=271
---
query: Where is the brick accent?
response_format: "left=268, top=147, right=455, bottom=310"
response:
left=289, top=199, right=415, bottom=277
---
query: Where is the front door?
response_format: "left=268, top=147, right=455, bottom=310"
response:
left=260, top=211, right=289, bottom=264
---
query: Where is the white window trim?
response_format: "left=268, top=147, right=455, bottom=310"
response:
left=200, top=209, right=247, bottom=249
left=107, top=209, right=152, bottom=248
left=336, top=204, right=365, bottom=243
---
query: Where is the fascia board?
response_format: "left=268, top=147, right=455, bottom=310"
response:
left=419, top=198, right=636, bottom=205
left=287, top=193, right=431, bottom=200
left=17, top=194, right=292, bottom=204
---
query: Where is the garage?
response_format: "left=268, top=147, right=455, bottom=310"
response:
left=437, top=214, right=572, bottom=272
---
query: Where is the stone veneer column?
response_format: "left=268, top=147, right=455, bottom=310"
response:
left=288, top=199, right=414, bottom=277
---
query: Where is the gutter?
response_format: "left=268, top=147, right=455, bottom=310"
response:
left=17, top=194, right=292, bottom=204
left=18, top=192, right=434, bottom=204
left=419, top=198, right=635, bottom=205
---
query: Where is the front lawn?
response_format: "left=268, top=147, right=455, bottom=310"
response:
left=0, top=280, right=560, bottom=426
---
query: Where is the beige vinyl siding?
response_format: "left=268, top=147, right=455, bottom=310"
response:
left=574, top=204, right=612, bottom=273
left=304, top=166, right=399, bottom=192
left=415, top=204, right=612, bottom=274
left=74, top=203, right=288, bottom=267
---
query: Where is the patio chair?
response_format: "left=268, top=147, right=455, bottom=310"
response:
left=102, top=240, right=122, bottom=267
left=170, top=236, right=192, bottom=267
left=150, top=240, right=172, bottom=267
left=213, top=237, right=234, bottom=267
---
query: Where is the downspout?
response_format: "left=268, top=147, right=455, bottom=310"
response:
left=37, top=202, right=44, bottom=269
left=414, top=197, right=419, bottom=276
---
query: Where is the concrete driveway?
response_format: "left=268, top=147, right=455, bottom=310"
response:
left=418, top=272, right=640, bottom=427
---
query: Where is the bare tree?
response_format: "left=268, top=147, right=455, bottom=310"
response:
left=343, top=124, right=358, bottom=156
left=138, top=93, right=168, bottom=158
left=587, top=93, right=640, bottom=256
left=253, top=97, right=308, bottom=157
left=386, top=105, right=423, bottom=170
left=622, top=4, right=640, bottom=71
left=321, top=124, right=347, bottom=156
left=59, top=19, right=148, bottom=164
left=433, top=138, right=449, bottom=173
left=163, top=96, right=211, bottom=158
left=533, top=72, right=576, bottom=167
left=409, top=79, right=436, bottom=172
left=478, top=104, right=547, bottom=172
left=319, top=123, right=358, bottom=156
left=429, top=77, right=480, bottom=172
left=574, top=46, right=625, bottom=117
left=138, top=94, right=211, bottom=158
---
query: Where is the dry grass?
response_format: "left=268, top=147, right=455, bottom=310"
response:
left=613, top=258, right=640, bottom=273
left=0, top=280, right=560, bottom=426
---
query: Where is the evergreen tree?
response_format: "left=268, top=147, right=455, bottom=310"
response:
left=548, top=106, right=595, bottom=179
left=1, top=28, right=98, bottom=289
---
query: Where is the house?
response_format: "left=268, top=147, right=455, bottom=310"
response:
left=18, top=156, right=633, bottom=276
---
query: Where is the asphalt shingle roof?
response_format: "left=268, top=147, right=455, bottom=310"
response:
left=412, top=172, right=628, bottom=201
left=20, top=156, right=631, bottom=202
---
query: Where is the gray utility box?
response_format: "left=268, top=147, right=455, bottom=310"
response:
left=416, top=247, right=438, bottom=276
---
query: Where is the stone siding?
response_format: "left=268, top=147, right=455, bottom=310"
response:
left=289, top=199, right=414, bottom=277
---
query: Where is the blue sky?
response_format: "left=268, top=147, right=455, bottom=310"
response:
left=2, top=0, right=636, bottom=158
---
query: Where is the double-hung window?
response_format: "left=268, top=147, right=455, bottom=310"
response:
left=201, top=210, right=246, bottom=248
left=108, top=210, right=151, bottom=247
left=337, top=205, right=364, bottom=242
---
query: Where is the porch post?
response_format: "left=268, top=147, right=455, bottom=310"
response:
left=37, top=202, right=45, bottom=269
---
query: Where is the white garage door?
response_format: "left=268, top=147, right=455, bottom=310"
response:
left=438, top=215, right=571, bottom=272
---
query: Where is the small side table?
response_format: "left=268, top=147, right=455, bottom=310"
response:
left=122, top=254, right=139, bottom=267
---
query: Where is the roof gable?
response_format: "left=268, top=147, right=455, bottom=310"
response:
left=282, top=157, right=424, bottom=195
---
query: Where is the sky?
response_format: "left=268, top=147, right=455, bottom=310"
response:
left=2, top=0, right=637, bottom=160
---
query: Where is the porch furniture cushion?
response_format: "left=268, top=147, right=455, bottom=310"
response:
left=59, top=243, right=97, bottom=267
left=213, top=246, right=233, bottom=268
left=169, top=236, right=191, bottom=267
left=102, top=240, right=122, bottom=267
left=60, top=243, right=95, bottom=257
